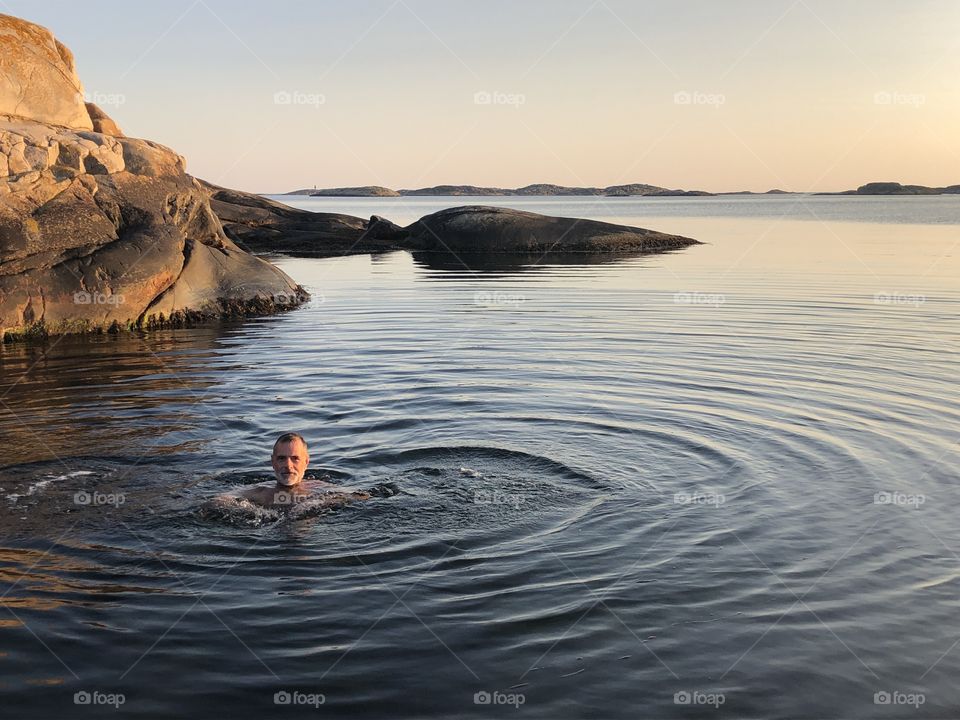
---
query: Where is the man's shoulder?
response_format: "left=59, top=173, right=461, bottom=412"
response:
left=304, top=477, right=338, bottom=489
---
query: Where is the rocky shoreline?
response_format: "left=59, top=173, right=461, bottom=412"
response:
left=0, top=12, right=699, bottom=343
left=0, top=13, right=311, bottom=342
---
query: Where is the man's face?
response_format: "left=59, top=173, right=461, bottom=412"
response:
left=272, top=439, right=309, bottom=487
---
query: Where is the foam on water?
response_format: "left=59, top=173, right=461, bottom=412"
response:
left=5, top=469, right=97, bottom=504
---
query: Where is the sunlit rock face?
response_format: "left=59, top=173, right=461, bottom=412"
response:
left=0, top=13, right=306, bottom=340
left=0, top=13, right=92, bottom=130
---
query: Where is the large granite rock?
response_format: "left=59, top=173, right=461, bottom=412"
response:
left=403, top=206, right=699, bottom=253
left=0, top=14, right=92, bottom=130
left=0, top=14, right=306, bottom=340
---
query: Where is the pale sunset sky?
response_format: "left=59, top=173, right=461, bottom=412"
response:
left=8, top=0, right=960, bottom=193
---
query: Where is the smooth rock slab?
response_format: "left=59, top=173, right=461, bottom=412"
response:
left=403, top=205, right=699, bottom=253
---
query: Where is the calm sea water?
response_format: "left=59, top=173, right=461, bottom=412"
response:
left=1, top=194, right=959, bottom=719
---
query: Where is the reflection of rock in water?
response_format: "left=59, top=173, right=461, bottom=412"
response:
left=410, top=250, right=671, bottom=274
left=0, top=327, right=246, bottom=466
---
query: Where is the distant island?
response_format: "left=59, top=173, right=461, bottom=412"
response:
left=285, top=183, right=717, bottom=197
left=822, top=182, right=960, bottom=196
left=284, top=182, right=960, bottom=198
left=718, top=188, right=791, bottom=195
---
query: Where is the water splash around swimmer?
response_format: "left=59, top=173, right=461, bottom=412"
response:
left=199, top=432, right=399, bottom=525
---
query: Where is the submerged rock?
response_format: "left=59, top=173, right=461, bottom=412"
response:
left=0, top=13, right=307, bottom=341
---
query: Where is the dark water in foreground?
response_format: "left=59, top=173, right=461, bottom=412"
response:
left=1, top=196, right=959, bottom=718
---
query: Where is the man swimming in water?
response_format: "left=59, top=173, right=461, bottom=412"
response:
left=198, top=432, right=372, bottom=512
left=237, top=432, right=372, bottom=508
left=200, top=432, right=398, bottom=520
